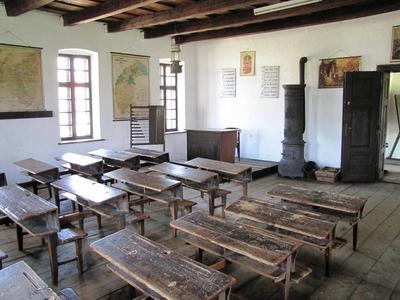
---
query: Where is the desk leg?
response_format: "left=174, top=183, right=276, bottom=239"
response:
left=47, top=233, right=58, bottom=285
left=353, top=223, right=358, bottom=251
left=77, top=205, right=84, bottom=230
left=53, top=188, right=61, bottom=214
left=170, top=202, right=178, bottom=237
left=218, top=291, right=227, bottom=300
left=284, top=255, right=292, bottom=300
left=242, top=182, right=248, bottom=196
left=208, top=192, right=215, bottom=216
left=324, top=247, right=331, bottom=277
left=33, top=181, right=38, bottom=195
left=16, top=225, right=23, bottom=251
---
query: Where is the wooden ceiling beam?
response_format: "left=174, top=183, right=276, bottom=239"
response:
left=63, top=0, right=159, bottom=26
left=175, top=0, right=400, bottom=44
left=108, top=0, right=282, bottom=33
left=4, top=0, right=55, bottom=16
left=144, top=0, right=369, bottom=39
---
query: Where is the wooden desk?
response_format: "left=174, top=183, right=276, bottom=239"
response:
left=14, top=158, right=59, bottom=194
left=185, top=157, right=252, bottom=196
left=0, top=185, right=60, bottom=284
left=104, top=168, right=182, bottom=235
left=186, top=128, right=238, bottom=163
left=124, top=147, right=170, bottom=163
left=51, top=175, right=128, bottom=229
left=88, top=149, right=140, bottom=170
left=149, top=162, right=220, bottom=215
left=226, top=196, right=337, bottom=276
left=90, top=228, right=235, bottom=300
left=56, top=152, right=103, bottom=179
left=268, top=184, right=367, bottom=250
left=0, top=261, right=60, bottom=299
left=171, top=211, right=301, bottom=300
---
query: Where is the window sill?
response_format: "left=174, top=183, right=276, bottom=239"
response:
left=165, top=130, right=186, bottom=135
left=58, top=138, right=105, bottom=145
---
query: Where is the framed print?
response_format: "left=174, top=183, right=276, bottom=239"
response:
left=391, top=25, right=400, bottom=62
left=111, top=52, right=150, bottom=120
left=240, top=51, right=255, bottom=76
left=220, top=68, right=236, bottom=98
left=318, top=56, right=361, bottom=88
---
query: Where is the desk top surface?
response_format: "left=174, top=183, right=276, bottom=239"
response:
left=186, top=128, right=238, bottom=133
left=14, top=158, right=58, bottom=175
left=56, top=152, right=102, bottom=167
left=104, top=168, right=180, bottom=192
left=171, top=211, right=300, bottom=267
left=149, top=162, right=218, bottom=183
left=268, top=184, right=367, bottom=214
left=226, top=196, right=336, bottom=240
left=0, top=185, right=57, bottom=221
left=90, top=228, right=235, bottom=300
left=51, top=175, right=125, bottom=204
left=88, top=149, right=138, bottom=162
left=124, top=147, right=168, bottom=159
left=0, top=261, right=60, bottom=300
left=185, top=158, right=251, bottom=175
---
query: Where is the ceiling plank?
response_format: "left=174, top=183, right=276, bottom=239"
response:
left=175, top=0, right=400, bottom=44
left=4, top=0, right=55, bottom=16
left=108, top=0, right=282, bottom=32
left=63, top=0, right=159, bottom=26
left=144, top=0, right=369, bottom=38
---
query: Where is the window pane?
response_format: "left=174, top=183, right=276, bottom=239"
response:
left=160, top=89, right=164, bottom=100
left=58, top=87, right=71, bottom=100
left=59, top=100, right=71, bottom=112
left=166, top=66, right=171, bottom=76
left=170, top=120, right=176, bottom=130
left=75, top=87, right=89, bottom=100
left=76, top=111, right=91, bottom=125
left=58, top=70, right=70, bottom=83
left=167, top=120, right=173, bottom=130
left=160, top=99, right=164, bottom=106
left=166, top=76, right=176, bottom=86
left=75, top=100, right=90, bottom=112
left=59, top=112, right=72, bottom=125
left=60, top=126, right=72, bottom=138
left=160, top=66, right=164, bottom=75
left=166, top=109, right=176, bottom=120
left=160, top=76, right=164, bottom=86
left=166, top=90, right=176, bottom=100
left=166, top=100, right=176, bottom=110
left=74, top=71, right=89, bottom=83
left=74, top=58, right=89, bottom=71
left=58, top=56, right=70, bottom=70
left=76, top=123, right=91, bottom=137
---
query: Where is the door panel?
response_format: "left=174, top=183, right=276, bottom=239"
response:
left=341, top=71, right=383, bottom=182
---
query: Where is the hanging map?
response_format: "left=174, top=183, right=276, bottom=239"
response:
left=111, top=52, right=150, bottom=120
left=0, top=44, right=44, bottom=112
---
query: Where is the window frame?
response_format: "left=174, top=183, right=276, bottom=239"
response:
left=160, top=63, right=178, bottom=132
left=58, top=53, right=93, bottom=141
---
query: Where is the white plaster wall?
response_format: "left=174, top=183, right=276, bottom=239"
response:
left=386, top=73, right=400, bottom=158
left=195, top=11, right=400, bottom=168
left=0, top=6, right=197, bottom=183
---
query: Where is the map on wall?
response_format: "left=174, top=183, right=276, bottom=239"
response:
left=111, top=52, right=150, bottom=120
left=0, top=44, right=44, bottom=112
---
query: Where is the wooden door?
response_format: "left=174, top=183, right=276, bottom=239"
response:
left=341, top=71, right=383, bottom=182
left=378, top=73, right=390, bottom=179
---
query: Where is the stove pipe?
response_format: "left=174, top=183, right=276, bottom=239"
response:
left=278, top=57, right=307, bottom=178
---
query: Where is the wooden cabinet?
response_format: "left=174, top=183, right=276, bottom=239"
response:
left=186, top=129, right=237, bottom=163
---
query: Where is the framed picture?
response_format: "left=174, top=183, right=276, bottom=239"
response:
left=240, top=51, right=255, bottom=76
left=391, top=25, right=400, bottom=62
left=111, top=52, right=150, bottom=120
left=318, top=56, right=361, bottom=88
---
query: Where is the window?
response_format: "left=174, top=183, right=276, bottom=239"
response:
left=57, top=54, right=93, bottom=140
left=160, top=63, right=178, bottom=132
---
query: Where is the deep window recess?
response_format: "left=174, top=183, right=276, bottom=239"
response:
left=160, top=63, right=178, bottom=132
left=58, top=54, right=93, bottom=141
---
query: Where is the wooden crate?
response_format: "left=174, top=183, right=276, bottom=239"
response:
left=315, top=167, right=340, bottom=183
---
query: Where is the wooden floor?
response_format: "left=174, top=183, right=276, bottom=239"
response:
left=1, top=175, right=400, bottom=300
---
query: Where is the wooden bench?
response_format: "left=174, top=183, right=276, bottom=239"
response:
left=170, top=211, right=308, bottom=300
left=90, top=228, right=236, bottom=300
left=268, top=184, right=367, bottom=250
left=0, top=249, right=7, bottom=270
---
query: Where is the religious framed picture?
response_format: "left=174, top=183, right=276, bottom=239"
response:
left=111, top=52, right=150, bottom=121
left=318, top=56, right=361, bottom=88
left=391, top=25, right=400, bottom=62
left=240, top=51, right=256, bottom=76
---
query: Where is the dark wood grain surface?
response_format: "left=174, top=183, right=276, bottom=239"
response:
left=88, top=149, right=138, bottom=162
left=14, top=158, right=58, bottom=175
left=56, top=152, right=102, bottom=167
left=90, top=228, right=235, bottom=300
left=185, top=157, right=251, bottom=175
left=149, top=162, right=218, bottom=183
left=125, top=147, right=169, bottom=159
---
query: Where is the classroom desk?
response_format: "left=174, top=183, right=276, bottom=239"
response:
left=149, top=162, right=220, bottom=215
left=88, top=149, right=140, bottom=170
left=0, top=185, right=60, bottom=284
left=14, top=158, right=59, bottom=194
left=0, top=261, right=60, bottom=299
left=90, top=228, right=236, bottom=300
left=51, top=175, right=129, bottom=230
left=170, top=211, right=302, bottom=300
left=226, top=196, right=337, bottom=276
left=124, top=147, right=170, bottom=164
left=268, top=184, right=367, bottom=250
left=185, top=157, right=252, bottom=196
left=56, top=152, right=103, bottom=180
left=105, top=168, right=182, bottom=236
